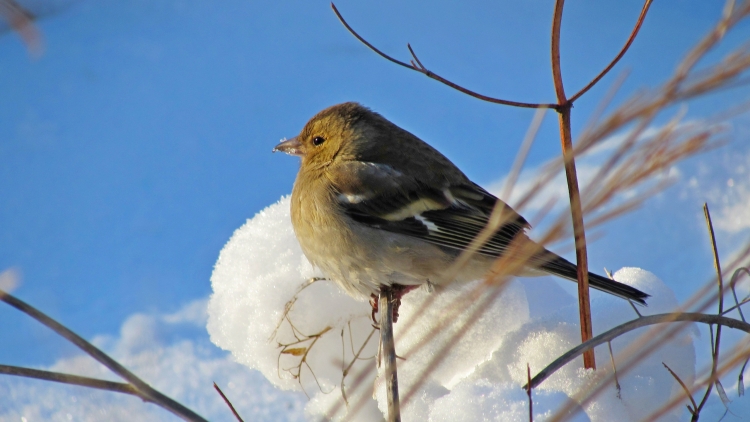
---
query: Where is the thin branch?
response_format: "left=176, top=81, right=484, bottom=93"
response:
left=213, top=382, right=244, bottom=422
left=551, top=0, right=567, bottom=103
left=277, top=326, right=333, bottom=397
left=330, top=3, right=557, bottom=109
left=662, top=362, right=698, bottom=418
left=729, top=267, right=750, bottom=321
left=527, top=312, right=750, bottom=389
left=0, top=365, right=142, bottom=398
left=0, top=288, right=208, bottom=422
left=527, top=363, right=533, bottom=422
left=607, top=342, right=621, bottom=399
left=341, top=326, right=377, bottom=406
left=380, top=287, right=401, bottom=422
left=551, top=0, right=595, bottom=370
left=695, top=203, right=725, bottom=415
left=569, top=0, right=654, bottom=102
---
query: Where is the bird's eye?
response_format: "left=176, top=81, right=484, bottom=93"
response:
left=312, top=136, right=326, bottom=146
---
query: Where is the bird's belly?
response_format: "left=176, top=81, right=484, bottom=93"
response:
left=297, top=219, right=462, bottom=300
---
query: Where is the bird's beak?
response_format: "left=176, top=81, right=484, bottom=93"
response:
left=273, top=137, right=305, bottom=156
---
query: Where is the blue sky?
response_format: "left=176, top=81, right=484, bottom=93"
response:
left=1, top=1, right=750, bottom=419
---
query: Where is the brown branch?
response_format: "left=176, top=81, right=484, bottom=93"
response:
left=662, top=362, right=698, bottom=419
left=330, top=3, right=557, bottom=109
left=0, top=365, right=142, bottom=398
left=380, top=287, right=401, bottom=422
left=213, top=382, right=245, bottom=422
left=526, top=312, right=750, bottom=389
left=569, top=0, right=654, bottom=102
left=551, top=0, right=567, bottom=103
left=550, top=0, right=595, bottom=370
left=607, top=342, right=621, bottom=398
left=341, top=326, right=377, bottom=405
left=277, top=326, right=333, bottom=397
left=0, top=288, right=207, bottom=422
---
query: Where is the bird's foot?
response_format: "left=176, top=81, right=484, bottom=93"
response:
left=370, top=284, right=419, bottom=325
left=369, top=294, right=380, bottom=327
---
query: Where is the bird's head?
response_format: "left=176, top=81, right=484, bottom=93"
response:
left=273, top=102, right=388, bottom=169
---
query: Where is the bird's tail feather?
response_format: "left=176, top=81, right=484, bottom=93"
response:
left=536, top=252, right=649, bottom=305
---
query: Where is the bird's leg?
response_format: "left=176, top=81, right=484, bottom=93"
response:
left=371, top=284, right=419, bottom=325
left=370, top=293, right=380, bottom=326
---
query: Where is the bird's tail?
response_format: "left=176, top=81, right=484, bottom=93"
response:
left=535, top=250, right=649, bottom=305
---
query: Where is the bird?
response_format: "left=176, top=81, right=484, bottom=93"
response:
left=273, top=102, right=649, bottom=318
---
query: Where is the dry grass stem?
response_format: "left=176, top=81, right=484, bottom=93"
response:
left=662, top=362, right=698, bottom=418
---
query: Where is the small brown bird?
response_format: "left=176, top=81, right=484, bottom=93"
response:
left=274, top=102, right=648, bottom=312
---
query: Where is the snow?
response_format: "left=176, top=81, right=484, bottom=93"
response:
left=205, top=196, right=726, bottom=421
left=0, top=299, right=306, bottom=421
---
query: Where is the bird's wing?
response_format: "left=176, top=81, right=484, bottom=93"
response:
left=328, top=161, right=529, bottom=257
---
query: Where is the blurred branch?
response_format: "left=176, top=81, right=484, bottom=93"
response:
left=0, top=365, right=141, bottom=397
left=341, top=325, right=376, bottom=405
left=0, top=288, right=208, bottom=422
left=550, top=0, right=595, bottom=369
left=0, top=0, right=42, bottom=54
left=527, top=312, right=750, bottom=389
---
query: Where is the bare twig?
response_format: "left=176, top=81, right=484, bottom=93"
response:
left=270, top=277, right=326, bottom=341
left=277, top=326, right=333, bottom=397
left=646, top=329, right=750, bottom=421
left=0, top=365, right=141, bottom=398
left=526, top=312, right=750, bottom=389
left=550, top=0, right=595, bottom=369
left=527, top=363, right=533, bottom=422
left=379, top=287, right=401, bottom=422
left=213, top=382, right=245, bottom=422
left=0, top=288, right=207, bottom=422
left=330, top=3, right=557, bottom=109
left=341, top=326, right=377, bottom=405
left=694, top=204, right=724, bottom=415
left=569, top=0, right=654, bottom=102
left=662, top=362, right=698, bottom=419
left=607, top=342, right=621, bottom=399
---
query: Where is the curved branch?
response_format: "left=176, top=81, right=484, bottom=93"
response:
left=527, top=313, right=750, bottom=389
left=330, top=3, right=557, bottom=110
left=0, top=289, right=208, bottom=422
left=0, top=365, right=143, bottom=398
left=550, top=0, right=567, bottom=103
left=569, top=0, right=654, bottom=102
